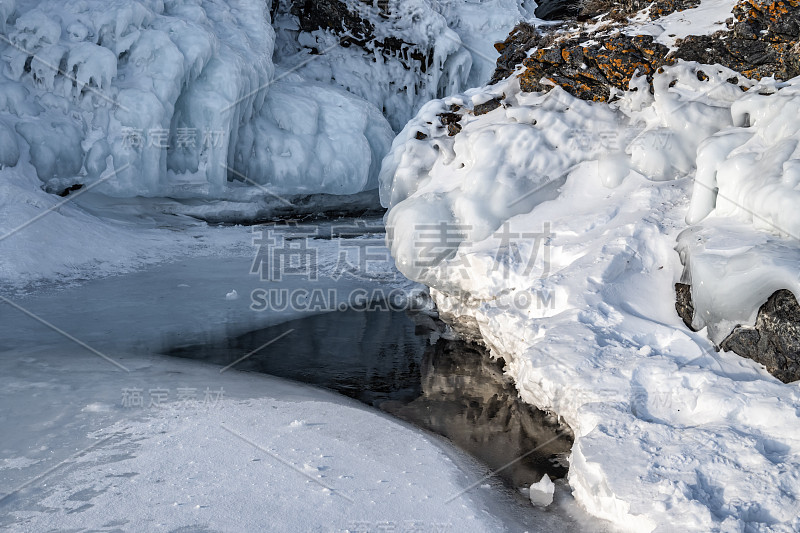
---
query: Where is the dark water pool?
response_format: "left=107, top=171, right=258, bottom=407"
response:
left=166, top=308, right=573, bottom=490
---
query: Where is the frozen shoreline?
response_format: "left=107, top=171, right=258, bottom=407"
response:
left=0, top=246, right=611, bottom=532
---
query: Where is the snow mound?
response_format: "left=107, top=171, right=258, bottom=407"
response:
left=0, top=0, right=392, bottom=198
left=380, top=63, right=800, bottom=531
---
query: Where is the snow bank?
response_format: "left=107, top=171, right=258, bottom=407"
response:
left=678, top=77, right=800, bottom=342
left=0, top=0, right=392, bottom=198
left=381, top=62, right=800, bottom=531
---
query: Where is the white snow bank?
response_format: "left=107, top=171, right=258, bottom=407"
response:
left=677, top=219, right=800, bottom=344
left=381, top=62, right=800, bottom=531
left=0, top=0, right=392, bottom=198
left=677, top=76, right=800, bottom=342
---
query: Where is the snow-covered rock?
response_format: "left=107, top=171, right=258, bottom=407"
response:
left=380, top=61, right=800, bottom=531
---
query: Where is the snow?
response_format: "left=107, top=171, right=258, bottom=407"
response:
left=0, top=347, right=516, bottom=531
left=0, top=0, right=392, bottom=198
left=529, top=475, right=555, bottom=507
left=626, top=0, right=739, bottom=49
left=676, top=219, right=800, bottom=344
left=0, top=328, right=523, bottom=531
left=380, top=61, right=800, bottom=531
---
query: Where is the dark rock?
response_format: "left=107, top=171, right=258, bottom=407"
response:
left=535, top=0, right=582, bottom=21
left=519, top=34, right=670, bottom=101
left=414, top=131, right=428, bottom=140
left=626, top=0, right=701, bottom=17
left=675, top=283, right=696, bottom=331
left=291, top=0, right=435, bottom=72
left=580, top=0, right=700, bottom=19
left=491, top=23, right=554, bottom=85
left=293, top=0, right=374, bottom=46
left=492, top=0, right=800, bottom=102
left=721, top=290, right=800, bottom=383
left=57, top=183, right=84, bottom=197
left=473, top=97, right=502, bottom=115
left=673, top=0, right=800, bottom=81
left=438, top=112, right=463, bottom=136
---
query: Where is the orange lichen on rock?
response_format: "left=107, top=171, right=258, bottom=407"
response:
left=500, top=0, right=799, bottom=101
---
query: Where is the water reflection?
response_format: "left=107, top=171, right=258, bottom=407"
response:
left=384, top=339, right=572, bottom=488
left=166, top=308, right=573, bottom=488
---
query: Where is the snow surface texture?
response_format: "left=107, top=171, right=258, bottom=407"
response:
left=272, top=0, right=532, bottom=131
left=381, top=61, right=800, bottom=531
left=0, top=0, right=393, bottom=197
left=619, top=0, right=739, bottom=48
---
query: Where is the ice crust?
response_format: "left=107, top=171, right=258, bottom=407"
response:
left=381, top=62, right=800, bottom=531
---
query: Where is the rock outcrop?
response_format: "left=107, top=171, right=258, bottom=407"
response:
left=675, top=284, right=800, bottom=383
left=492, top=0, right=800, bottom=102
left=675, top=0, right=800, bottom=81
left=675, top=283, right=695, bottom=332
left=518, top=33, right=670, bottom=100
left=291, top=0, right=435, bottom=71
left=721, top=290, right=800, bottom=383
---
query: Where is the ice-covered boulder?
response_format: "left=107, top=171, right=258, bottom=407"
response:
left=15, top=119, right=83, bottom=181
left=0, top=118, right=19, bottom=168
left=721, top=289, right=800, bottom=383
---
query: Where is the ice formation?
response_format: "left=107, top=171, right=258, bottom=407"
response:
left=380, top=61, right=800, bottom=530
left=272, top=0, right=531, bottom=130
left=0, top=0, right=393, bottom=198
